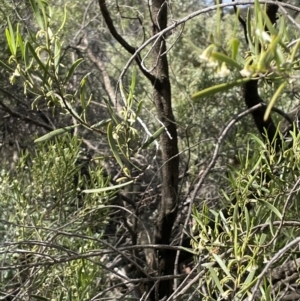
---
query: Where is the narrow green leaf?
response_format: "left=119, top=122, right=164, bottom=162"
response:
left=57, top=4, right=67, bottom=35
left=107, top=122, right=124, bottom=169
left=141, top=126, right=165, bottom=149
left=212, top=253, right=232, bottom=278
left=246, top=8, right=254, bottom=51
left=34, top=125, right=79, bottom=142
left=192, top=78, right=250, bottom=101
left=261, top=10, right=277, bottom=36
left=255, top=0, right=263, bottom=37
left=90, top=119, right=111, bottom=129
left=29, top=0, right=44, bottom=29
left=80, top=75, right=87, bottom=112
left=229, top=38, right=240, bottom=60
left=27, top=42, right=47, bottom=73
left=127, top=66, right=136, bottom=107
left=259, top=233, right=267, bottom=245
left=250, top=134, right=267, bottom=149
left=290, top=40, right=300, bottom=62
left=43, top=59, right=51, bottom=85
left=234, top=221, right=238, bottom=259
left=211, top=52, right=241, bottom=69
left=5, top=28, right=13, bottom=56
left=232, top=202, right=239, bottom=225
left=64, top=58, right=84, bottom=84
left=264, top=81, right=287, bottom=121
left=256, top=48, right=273, bottom=72
left=274, top=45, right=285, bottom=69
left=207, top=266, right=225, bottom=295
left=7, top=18, right=16, bottom=56
left=24, top=41, right=31, bottom=69
left=37, top=0, right=49, bottom=28
left=83, top=180, right=133, bottom=193
left=0, top=60, right=14, bottom=71
left=54, top=39, right=61, bottom=71
left=179, top=246, right=197, bottom=255
left=136, top=100, right=143, bottom=117
left=17, top=31, right=25, bottom=59
left=244, top=204, right=250, bottom=233
left=241, top=269, right=256, bottom=291
left=103, top=97, right=119, bottom=125
left=259, top=199, right=282, bottom=219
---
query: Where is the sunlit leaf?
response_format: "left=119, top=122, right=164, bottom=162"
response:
left=7, top=18, right=16, bottom=56
left=259, top=199, right=282, bottom=219
left=264, top=81, right=287, bottom=121
left=83, top=180, right=133, bottom=193
left=245, top=9, right=255, bottom=54
left=229, top=38, right=240, bottom=60
left=212, top=253, right=232, bottom=278
left=5, top=29, right=13, bottom=56
left=211, top=52, right=241, bottom=69
left=192, top=78, right=250, bottom=101
left=207, top=265, right=225, bottom=295
left=17, top=30, right=25, bottom=59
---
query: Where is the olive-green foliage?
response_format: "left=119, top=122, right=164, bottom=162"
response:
left=0, top=134, right=111, bottom=300
left=192, top=129, right=300, bottom=300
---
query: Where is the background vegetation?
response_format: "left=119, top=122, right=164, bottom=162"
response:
left=1, top=0, right=300, bottom=300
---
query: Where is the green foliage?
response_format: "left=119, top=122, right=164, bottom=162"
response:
left=191, top=129, right=300, bottom=300
left=0, top=134, right=111, bottom=300
left=2, top=0, right=162, bottom=181
left=1, top=0, right=95, bottom=135
left=192, top=0, right=300, bottom=115
left=2, top=0, right=300, bottom=299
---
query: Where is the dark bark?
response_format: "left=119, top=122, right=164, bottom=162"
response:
left=150, top=0, right=179, bottom=297
left=242, top=80, right=280, bottom=150
left=98, top=1, right=179, bottom=299
left=99, top=0, right=156, bottom=83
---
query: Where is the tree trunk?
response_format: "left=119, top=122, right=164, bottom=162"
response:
left=151, top=1, right=179, bottom=299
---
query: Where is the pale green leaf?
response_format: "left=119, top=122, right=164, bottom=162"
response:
left=259, top=199, right=282, bottom=219
left=192, top=78, right=250, bottom=101
left=207, top=266, right=225, bottom=295
left=7, top=18, right=16, bottom=56
left=107, top=122, right=124, bottom=169
left=212, top=253, right=232, bottom=278
left=211, top=52, right=241, bottom=69
left=264, top=81, right=287, bottom=121
left=29, top=0, right=44, bottom=29
left=34, top=125, right=79, bottom=142
left=83, top=180, right=133, bottom=193
left=56, top=4, right=67, bottom=35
